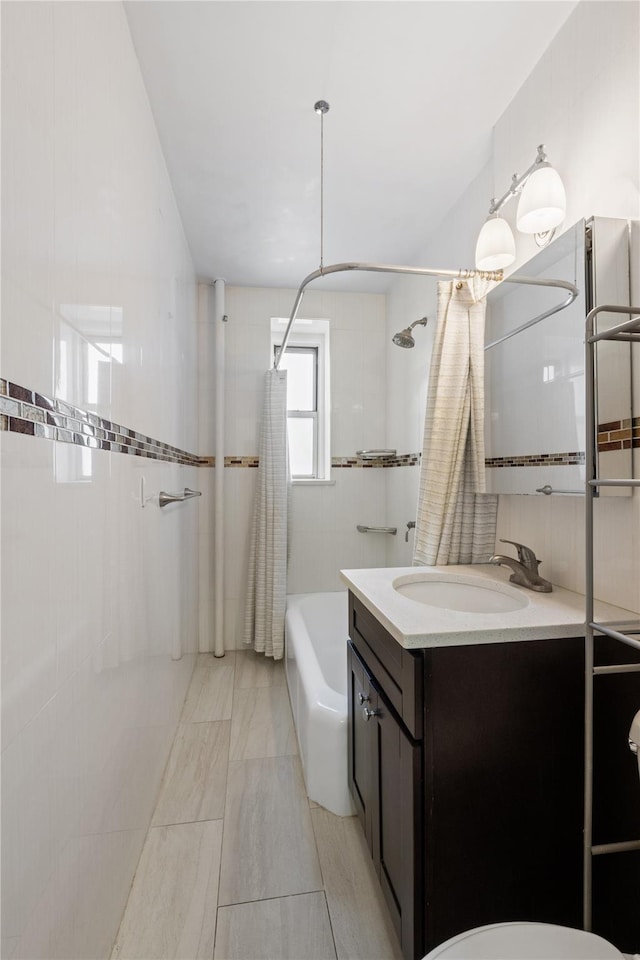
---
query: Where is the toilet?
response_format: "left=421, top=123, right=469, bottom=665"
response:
left=422, top=922, right=624, bottom=958
left=631, top=709, right=640, bottom=774
left=423, top=711, right=640, bottom=959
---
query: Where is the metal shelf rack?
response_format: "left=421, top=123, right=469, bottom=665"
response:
left=584, top=303, right=640, bottom=930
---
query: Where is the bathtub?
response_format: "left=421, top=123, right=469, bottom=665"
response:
left=285, top=592, right=356, bottom=817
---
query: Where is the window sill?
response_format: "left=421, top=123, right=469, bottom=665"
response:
left=290, top=478, right=336, bottom=486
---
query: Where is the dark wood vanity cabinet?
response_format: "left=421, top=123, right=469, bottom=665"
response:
left=347, top=592, right=587, bottom=960
left=348, top=641, right=423, bottom=955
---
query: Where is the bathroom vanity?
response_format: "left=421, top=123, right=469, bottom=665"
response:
left=342, top=566, right=640, bottom=960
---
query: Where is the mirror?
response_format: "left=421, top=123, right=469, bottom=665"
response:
left=484, top=217, right=632, bottom=496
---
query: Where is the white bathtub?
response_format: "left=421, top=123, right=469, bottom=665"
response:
left=285, top=592, right=356, bottom=817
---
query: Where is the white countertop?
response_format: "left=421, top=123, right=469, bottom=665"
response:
left=340, top=564, right=640, bottom=649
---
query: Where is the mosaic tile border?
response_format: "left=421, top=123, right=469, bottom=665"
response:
left=0, top=379, right=206, bottom=466
left=3, top=378, right=615, bottom=472
left=332, top=453, right=420, bottom=469
left=211, top=454, right=420, bottom=469
left=485, top=451, right=586, bottom=469
left=597, top=417, right=640, bottom=453
left=225, top=456, right=259, bottom=468
left=217, top=454, right=421, bottom=469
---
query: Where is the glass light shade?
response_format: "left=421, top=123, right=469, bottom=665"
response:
left=475, top=216, right=516, bottom=271
left=516, top=163, right=566, bottom=234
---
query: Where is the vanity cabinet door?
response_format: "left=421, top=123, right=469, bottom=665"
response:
left=347, top=642, right=376, bottom=847
left=348, top=640, right=423, bottom=960
left=370, top=687, right=423, bottom=960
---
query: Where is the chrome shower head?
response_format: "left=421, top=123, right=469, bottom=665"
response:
left=392, top=316, right=428, bottom=348
left=392, top=328, right=416, bottom=348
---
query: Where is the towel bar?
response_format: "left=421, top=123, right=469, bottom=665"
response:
left=159, top=487, right=202, bottom=508
left=356, top=524, right=397, bottom=535
left=536, top=484, right=584, bottom=496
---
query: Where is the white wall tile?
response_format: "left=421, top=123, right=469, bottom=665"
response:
left=385, top=466, right=421, bottom=567
left=1, top=436, right=58, bottom=751
left=1, top=3, right=199, bottom=957
left=1, top=2, right=55, bottom=395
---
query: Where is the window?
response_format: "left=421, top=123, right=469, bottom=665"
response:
left=271, top=319, right=330, bottom=480
left=275, top=345, right=318, bottom=477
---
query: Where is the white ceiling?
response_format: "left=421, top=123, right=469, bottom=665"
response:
left=125, top=1, right=577, bottom=292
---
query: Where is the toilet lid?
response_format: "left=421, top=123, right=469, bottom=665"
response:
left=422, top=922, right=625, bottom=959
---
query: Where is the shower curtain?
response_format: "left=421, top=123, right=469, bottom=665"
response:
left=243, top=368, right=289, bottom=659
left=413, top=277, right=498, bottom=566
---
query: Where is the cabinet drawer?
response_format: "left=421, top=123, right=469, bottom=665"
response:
left=349, top=592, right=423, bottom=739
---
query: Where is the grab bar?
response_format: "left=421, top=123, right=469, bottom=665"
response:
left=356, top=524, right=397, bottom=535
left=159, top=487, right=202, bottom=508
left=536, top=485, right=585, bottom=496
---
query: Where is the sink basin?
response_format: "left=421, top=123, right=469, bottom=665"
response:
left=392, top=574, right=528, bottom=613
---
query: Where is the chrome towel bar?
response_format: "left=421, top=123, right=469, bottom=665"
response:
left=159, top=487, right=202, bottom=508
left=356, top=524, right=397, bottom=535
left=536, top=484, right=585, bottom=496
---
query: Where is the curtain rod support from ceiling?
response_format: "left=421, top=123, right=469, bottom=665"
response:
left=273, top=261, right=579, bottom=368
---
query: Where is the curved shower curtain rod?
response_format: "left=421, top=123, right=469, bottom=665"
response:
left=273, top=260, right=579, bottom=369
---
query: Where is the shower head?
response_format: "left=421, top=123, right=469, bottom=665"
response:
left=392, top=316, right=428, bottom=348
left=392, top=328, right=416, bottom=348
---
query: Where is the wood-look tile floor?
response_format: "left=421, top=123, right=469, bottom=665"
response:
left=112, top=652, right=402, bottom=960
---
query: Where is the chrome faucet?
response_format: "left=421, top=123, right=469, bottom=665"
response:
left=490, top=539, right=552, bottom=593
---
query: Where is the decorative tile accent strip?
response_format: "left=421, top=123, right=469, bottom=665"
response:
left=597, top=417, right=640, bottom=452
left=332, top=453, right=420, bottom=469
left=0, top=378, right=207, bottom=466
left=210, top=454, right=419, bottom=469
left=5, top=377, right=610, bottom=474
left=485, top=451, right=586, bottom=469
left=224, top=456, right=259, bottom=468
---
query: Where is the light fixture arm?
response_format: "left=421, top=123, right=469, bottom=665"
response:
left=488, top=145, right=548, bottom=215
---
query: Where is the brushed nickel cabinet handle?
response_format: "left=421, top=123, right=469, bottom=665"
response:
left=362, top=706, right=381, bottom=722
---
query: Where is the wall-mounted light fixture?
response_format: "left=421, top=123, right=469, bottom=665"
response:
left=475, top=145, right=566, bottom=271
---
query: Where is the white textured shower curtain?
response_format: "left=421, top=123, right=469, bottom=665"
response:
left=243, top=368, right=289, bottom=659
left=413, top=278, right=498, bottom=566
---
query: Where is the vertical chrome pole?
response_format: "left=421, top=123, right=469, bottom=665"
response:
left=583, top=308, right=597, bottom=929
left=275, top=100, right=329, bottom=372
left=314, top=99, right=329, bottom=273
left=214, top=279, right=226, bottom=657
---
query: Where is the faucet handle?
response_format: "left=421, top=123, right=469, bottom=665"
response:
left=499, top=539, right=540, bottom=570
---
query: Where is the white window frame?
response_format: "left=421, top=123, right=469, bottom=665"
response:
left=271, top=318, right=331, bottom=481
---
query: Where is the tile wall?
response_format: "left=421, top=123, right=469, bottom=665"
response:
left=385, top=0, right=640, bottom=611
left=3, top=2, right=638, bottom=956
left=1, top=3, right=199, bottom=957
left=197, top=284, right=391, bottom=651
